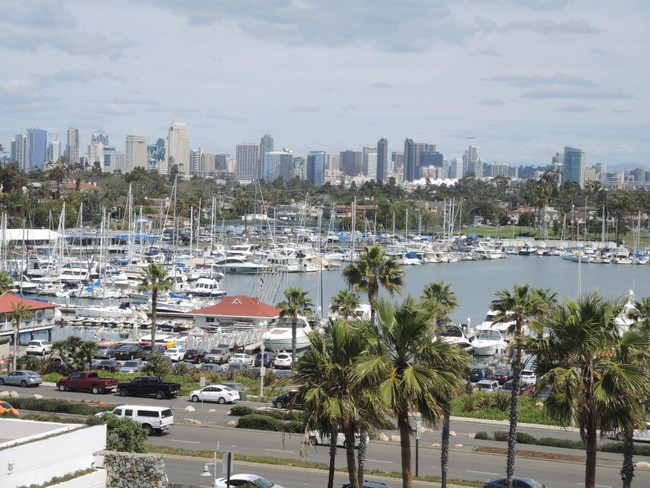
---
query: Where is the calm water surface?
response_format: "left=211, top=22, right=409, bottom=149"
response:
left=221, top=256, right=650, bottom=326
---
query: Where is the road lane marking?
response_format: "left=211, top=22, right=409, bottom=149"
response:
left=467, top=470, right=499, bottom=476
left=265, top=448, right=295, bottom=453
left=577, top=484, right=611, bottom=488
left=366, top=459, right=393, bottom=464
left=171, top=440, right=200, bottom=444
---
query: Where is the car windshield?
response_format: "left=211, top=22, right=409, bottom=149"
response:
left=123, top=361, right=138, bottom=367
left=251, top=476, right=274, bottom=488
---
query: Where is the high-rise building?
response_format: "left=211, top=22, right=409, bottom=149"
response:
left=489, top=162, right=511, bottom=177
left=594, top=163, right=607, bottom=184
left=91, top=130, right=109, bottom=146
left=362, top=147, right=377, bottom=178
left=236, top=143, right=261, bottom=181
left=65, top=128, right=80, bottom=167
left=148, top=138, right=166, bottom=171
left=307, top=151, right=326, bottom=186
left=561, top=146, right=585, bottom=188
left=167, top=121, right=191, bottom=177
left=449, top=158, right=463, bottom=179
left=262, top=150, right=294, bottom=182
left=215, top=154, right=229, bottom=170
left=403, top=138, right=417, bottom=181
left=260, top=134, right=274, bottom=159
left=200, top=152, right=215, bottom=175
left=190, top=148, right=202, bottom=175
left=125, top=129, right=149, bottom=172
left=463, top=145, right=482, bottom=178
left=47, top=132, right=61, bottom=163
left=88, top=141, right=105, bottom=171
left=10, top=134, right=27, bottom=170
left=377, top=138, right=388, bottom=183
left=340, top=150, right=362, bottom=177
left=103, top=146, right=116, bottom=172
left=26, top=128, right=48, bottom=171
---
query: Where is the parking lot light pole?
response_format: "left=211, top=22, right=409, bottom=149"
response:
left=200, top=451, right=218, bottom=487
left=259, top=321, right=267, bottom=397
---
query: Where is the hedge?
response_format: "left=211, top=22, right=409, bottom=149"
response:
left=7, top=398, right=108, bottom=416
left=236, top=414, right=304, bottom=433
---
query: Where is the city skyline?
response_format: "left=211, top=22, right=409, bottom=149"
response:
left=0, top=1, right=647, bottom=166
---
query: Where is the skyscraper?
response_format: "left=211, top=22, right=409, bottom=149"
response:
left=11, top=134, right=27, bottom=170
left=307, top=151, right=326, bottom=186
left=262, top=150, right=294, bottom=182
left=403, top=138, right=417, bottom=181
left=167, top=121, right=191, bottom=177
left=190, top=148, right=202, bottom=175
left=201, top=152, right=215, bottom=175
left=260, top=134, right=274, bottom=159
left=65, top=128, right=80, bottom=167
left=91, top=130, right=109, bottom=146
left=26, top=128, right=48, bottom=170
left=339, top=150, right=362, bottom=176
left=562, top=146, right=585, bottom=188
left=377, top=138, right=388, bottom=183
left=236, top=143, right=261, bottom=181
left=125, top=129, right=149, bottom=172
left=47, top=132, right=61, bottom=163
left=88, top=142, right=105, bottom=171
left=463, top=145, right=482, bottom=178
left=148, top=138, right=166, bottom=171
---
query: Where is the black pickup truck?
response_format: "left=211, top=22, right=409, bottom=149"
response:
left=117, top=376, right=181, bottom=400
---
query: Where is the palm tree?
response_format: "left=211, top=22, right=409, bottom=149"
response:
left=297, top=320, right=385, bottom=488
left=329, top=289, right=361, bottom=320
left=356, top=296, right=471, bottom=488
left=342, top=245, right=404, bottom=324
left=138, top=263, right=175, bottom=353
left=629, top=296, right=650, bottom=338
left=9, top=302, right=33, bottom=371
left=422, top=281, right=458, bottom=327
left=490, top=284, right=546, bottom=488
left=526, top=293, right=645, bottom=488
left=77, top=341, right=97, bottom=371
left=277, top=287, right=313, bottom=366
left=0, top=272, right=14, bottom=293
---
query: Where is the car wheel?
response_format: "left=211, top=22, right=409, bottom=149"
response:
left=20, top=380, right=27, bottom=387
left=275, top=400, right=285, bottom=409
left=119, top=388, right=128, bottom=397
left=155, top=390, right=165, bottom=400
left=142, top=424, right=153, bottom=435
left=191, top=395, right=200, bottom=403
left=58, top=383, right=67, bottom=391
left=218, top=397, right=226, bottom=405
left=92, top=385, right=101, bottom=395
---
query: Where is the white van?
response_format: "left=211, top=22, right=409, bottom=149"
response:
left=99, top=405, right=174, bottom=435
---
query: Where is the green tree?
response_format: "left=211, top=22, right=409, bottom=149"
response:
left=490, top=285, right=547, bottom=488
left=342, top=245, right=404, bottom=324
left=277, top=287, right=313, bottom=366
left=422, top=281, right=458, bottom=327
left=102, top=415, right=148, bottom=452
left=76, top=341, right=97, bottom=371
left=527, top=293, right=645, bottom=488
left=329, top=289, right=361, bottom=320
left=0, top=272, right=14, bottom=293
left=356, top=296, right=471, bottom=488
left=9, top=302, right=33, bottom=371
left=138, top=263, right=175, bottom=354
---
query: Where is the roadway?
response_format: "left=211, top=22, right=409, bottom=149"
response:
left=2, top=383, right=649, bottom=487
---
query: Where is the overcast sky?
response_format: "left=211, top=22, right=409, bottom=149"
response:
left=1, top=0, right=648, bottom=166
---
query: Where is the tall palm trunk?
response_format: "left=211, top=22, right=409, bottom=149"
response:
left=357, top=429, right=367, bottom=488
left=441, top=403, right=451, bottom=488
left=291, top=318, right=297, bottom=369
left=327, top=427, right=338, bottom=488
left=585, top=363, right=598, bottom=488
left=506, top=324, right=523, bottom=488
left=343, top=425, right=360, bottom=488
left=397, top=407, right=413, bottom=488
left=151, top=287, right=158, bottom=350
left=12, top=320, right=19, bottom=371
left=621, top=429, right=635, bottom=488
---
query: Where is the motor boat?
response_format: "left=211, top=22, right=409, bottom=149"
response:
left=439, top=324, right=474, bottom=352
left=263, top=315, right=313, bottom=352
left=472, top=329, right=508, bottom=356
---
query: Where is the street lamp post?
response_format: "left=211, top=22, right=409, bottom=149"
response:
left=259, top=321, right=268, bottom=397
left=201, top=451, right=218, bottom=487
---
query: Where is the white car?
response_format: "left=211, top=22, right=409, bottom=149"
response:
left=273, top=352, right=292, bottom=369
left=25, top=340, right=52, bottom=356
left=215, top=473, right=284, bottom=488
left=189, top=384, right=239, bottom=404
left=164, top=347, right=185, bottom=362
left=521, top=370, right=537, bottom=386
left=229, top=353, right=253, bottom=367
left=307, top=429, right=368, bottom=448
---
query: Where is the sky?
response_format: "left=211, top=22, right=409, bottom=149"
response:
left=0, top=0, right=648, bottom=166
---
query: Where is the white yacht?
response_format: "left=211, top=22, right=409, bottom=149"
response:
left=263, top=315, right=313, bottom=352
left=213, top=256, right=269, bottom=275
left=186, top=277, right=227, bottom=298
left=472, top=329, right=508, bottom=356
left=439, top=324, right=474, bottom=352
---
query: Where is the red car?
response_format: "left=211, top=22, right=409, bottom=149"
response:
left=492, top=369, right=512, bottom=385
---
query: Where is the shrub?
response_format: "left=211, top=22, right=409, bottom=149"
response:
left=285, top=420, right=305, bottom=433
left=474, top=431, right=490, bottom=440
left=492, top=431, right=509, bottom=442
left=230, top=405, right=256, bottom=417
left=103, top=415, right=147, bottom=452
left=536, top=437, right=584, bottom=449
left=600, top=442, right=650, bottom=456
left=237, top=414, right=282, bottom=431
left=8, top=398, right=107, bottom=416
left=516, top=432, right=536, bottom=444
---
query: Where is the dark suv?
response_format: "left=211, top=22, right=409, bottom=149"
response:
left=114, top=344, right=143, bottom=360
left=183, top=349, right=208, bottom=363
left=469, top=367, right=494, bottom=383
left=255, top=351, right=276, bottom=367
left=273, top=389, right=303, bottom=409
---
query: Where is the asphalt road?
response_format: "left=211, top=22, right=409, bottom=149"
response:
left=3, top=383, right=649, bottom=487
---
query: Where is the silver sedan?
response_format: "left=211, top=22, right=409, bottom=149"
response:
left=0, top=370, right=43, bottom=387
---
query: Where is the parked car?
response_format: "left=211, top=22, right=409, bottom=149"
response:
left=222, top=381, right=247, bottom=400
left=520, top=369, right=537, bottom=386
left=183, top=348, right=208, bottom=363
left=0, top=400, right=20, bottom=417
left=483, top=475, right=546, bottom=488
left=97, top=404, right=174, bottom=435
left=614, top=420, right=650, bottom=442
left=273, top=389, right=302, bottom=409
left=189, top=384, right=239, bottom=404
left=119, top=360, right=144, bottom=374
left=200, top=363, right=229, bottom=373
left=215, top=474, right=284, bottom=488
left=342, top=481, right=393, bottom=488
left=141, top=344, right=167, bottom=360
left=492, top=369, right=512, bottom=385
left=94, top=344, right=118, bottom=359
left=25, top=340, right=52, bottom=356
left=164, top=347, right=185, bottom=362
left=95, top=359, right=120, bottom=373
left=469, top=367, right=494, bottom=382
left=273, top=352, right=292, bottom=369
left=204, top=347, right=231, bottom=364
left=114, top=344, right=143, bottom=360
left=476, top=379, right=500, bottom=392
left=0, top=370, right=43, bottom=387
left=56, top=371, right=120, bottom=394
left=308, top=429, right=368, bottom=448
left=229, top=352, right=253, bottom=367
left=254, top=350, right=276, bottom=367
left=117, top=376, right=182, bottom=399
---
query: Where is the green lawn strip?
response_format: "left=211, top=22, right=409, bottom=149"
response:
left=451, top=393, right=559, bottom=425
left=145, top=444, right=482, bottom=487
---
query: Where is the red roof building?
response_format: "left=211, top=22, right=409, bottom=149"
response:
left=191, top=295, right=281, bottom=327
left=0, top=293, right=57, bottom=343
